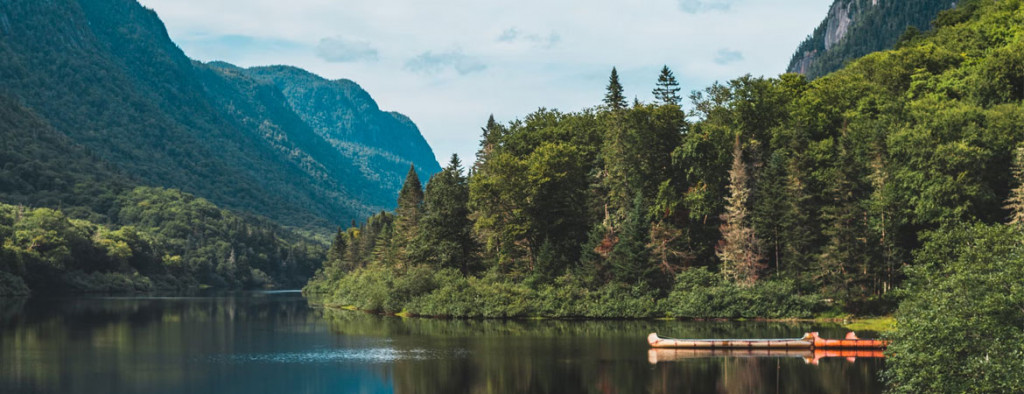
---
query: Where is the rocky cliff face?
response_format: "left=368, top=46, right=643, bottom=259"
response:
left=786, top=0, right=954, bottom=79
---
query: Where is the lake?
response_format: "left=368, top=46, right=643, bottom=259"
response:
left=0, top=291, right=885, bottom=393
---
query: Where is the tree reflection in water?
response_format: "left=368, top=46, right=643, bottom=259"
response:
left=0, top=295, right=885, bottom=394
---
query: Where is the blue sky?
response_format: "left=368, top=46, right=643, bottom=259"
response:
left=139, top=0, right=833, bottom=165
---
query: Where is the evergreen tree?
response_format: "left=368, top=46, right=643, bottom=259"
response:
left=717, top=136, right=764, bottom=286
left=604, top=67, right=626, bottom=110
left=412, top=154, right=477, bottom=274
left=393, top=165, right=424, bottom=265
left=608, top=192, right=653, bottom=285
left=326, top=227, right=347, bottom=270
left=652, top=65, right=682, bottom=106
left=473, top=115, right=504, bottom=174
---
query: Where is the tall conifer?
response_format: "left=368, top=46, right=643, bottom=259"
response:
left=717, top=136, right=764, bottom=286
left=652, top=65, right=682, bottom=106
left=604, top=67, right=626, bottom=110
left=394, top=165, right=424, bottom=265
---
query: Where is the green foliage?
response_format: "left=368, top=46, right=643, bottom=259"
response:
left=0, top=188, right=324, bottom=294
left=310, top=0, right=1024, bottom=322
left=603, top=67, right=626, bottom=110
left=885, top=223, right=1024, bottom=393
left=409, top=155, right=476, bottom=274
left=652, top=65, right=682, bottom=106
left=665, top=268, right=824, bottom=319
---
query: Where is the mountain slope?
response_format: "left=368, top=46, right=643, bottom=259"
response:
left=0, top=0, right=438, bottom=228
left=0, top=94, right=323, bottom=293
left=241, top=65, right=441, bottom=189
left=787, top=0, right=954, bottom=79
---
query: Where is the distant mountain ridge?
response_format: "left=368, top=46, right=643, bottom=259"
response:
left=239, top=65, right=440, bottom=190
left=787, top=0, right=955, bottom=79
left=0, top=0, right=440, bottom=228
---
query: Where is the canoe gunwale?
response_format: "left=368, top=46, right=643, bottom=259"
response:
left=647, top=332, right=889, bottom=349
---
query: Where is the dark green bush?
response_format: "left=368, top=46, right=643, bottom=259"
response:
left=884, top=223, right=1024, bottom=393
left=665, top=268, right=824, bottom=319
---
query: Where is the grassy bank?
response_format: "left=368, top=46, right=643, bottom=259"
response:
left=304, top=265, right=825, bottom=320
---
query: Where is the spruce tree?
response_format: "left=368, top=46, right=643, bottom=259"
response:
left=604, top=67, right=626, bottom=110
left=716, top=136, right=764, bottom=286
left=411, top=154, right=477, bottom=274
left=326, top=227, right=347, bottom=269
left=394, top=165, right=424, bottom=266
left=473, top=115, right=503, bottom=173
left=609, top=192, right=653, bottom=285
left=652, top=65, right=682, bottom=106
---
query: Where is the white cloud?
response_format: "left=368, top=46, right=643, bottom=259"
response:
left=496, top=27, right=560, bottom=49
left=139, top=0, right=834, bottom=165
left=404, top=49, right=486, bottom=76
left=714, top=49, right=744, bottom=65
left=677, top=0, right=735, bottom=14
left=315, top=36, right=378, bottom=63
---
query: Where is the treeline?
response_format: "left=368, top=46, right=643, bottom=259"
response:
left=306, top=0, right=1023, bottom=323
left=0, top=187, right=324, bottom=295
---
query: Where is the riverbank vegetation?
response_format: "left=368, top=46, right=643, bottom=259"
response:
left=309, top=0, right=1022, bottom=319
left=307, top=3, right=1024, bottom=390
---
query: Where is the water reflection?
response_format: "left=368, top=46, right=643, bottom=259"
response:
left=648, top=348, right=886, bottom=365
left=0, top=295, right=884, bottom=394
left=318, top=308, right=885, bottom=393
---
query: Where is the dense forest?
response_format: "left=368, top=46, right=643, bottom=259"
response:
left=306, top=1, right=1024, bottom=390
left=0, top=94, right=323, bottom=295
left=0, top=0, right=439, bottom=228
left=788, top=0, right=954, bottom=79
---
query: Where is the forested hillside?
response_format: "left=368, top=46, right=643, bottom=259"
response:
left=307, top=0, right=1023, bottom=318
left=0, top=96, right=324, bottom=295
left=787, top=0, right=953, bottom=79
left=242, top=65, right=441, bottom=188
left=0, top=0, right=439, bottom=228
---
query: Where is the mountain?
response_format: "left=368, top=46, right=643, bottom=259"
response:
left=786, top=0, right=954, bottom=79
left=241, top=65, right=440, bottom=191
left=0, top=94, right=324, bottom=294
left=0, top=0, right=439, bottom=229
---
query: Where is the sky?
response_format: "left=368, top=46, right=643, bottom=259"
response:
left=138, top=0, right=833, bottom=165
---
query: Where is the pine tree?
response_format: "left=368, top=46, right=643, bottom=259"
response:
left=609, top=192, right=653, bottom=285
left=326, top=227, right=347, bottom=270
left=1005, top=144, right=1024, bottom=226
left=473, top=115, right=503, bottom=173
left=604, top=67, right=626, bottom=110
left=716, top=136, right=764, bottom=286
left=411, top=154, right=477, bottom=274
left=652, top=65, right=682, bottom=106
left=393, top=165, right=424, bottom=266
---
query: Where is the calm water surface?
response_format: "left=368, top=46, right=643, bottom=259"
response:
left=0, top=291, right=884, bottom=393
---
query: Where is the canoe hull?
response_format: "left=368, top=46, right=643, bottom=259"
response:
left=647, top=332, right=813, bottom=349
left=648, top=332, right=889, bottom=350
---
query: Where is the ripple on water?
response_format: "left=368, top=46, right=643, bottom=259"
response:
left=206, top=347, right=460, bottom=364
